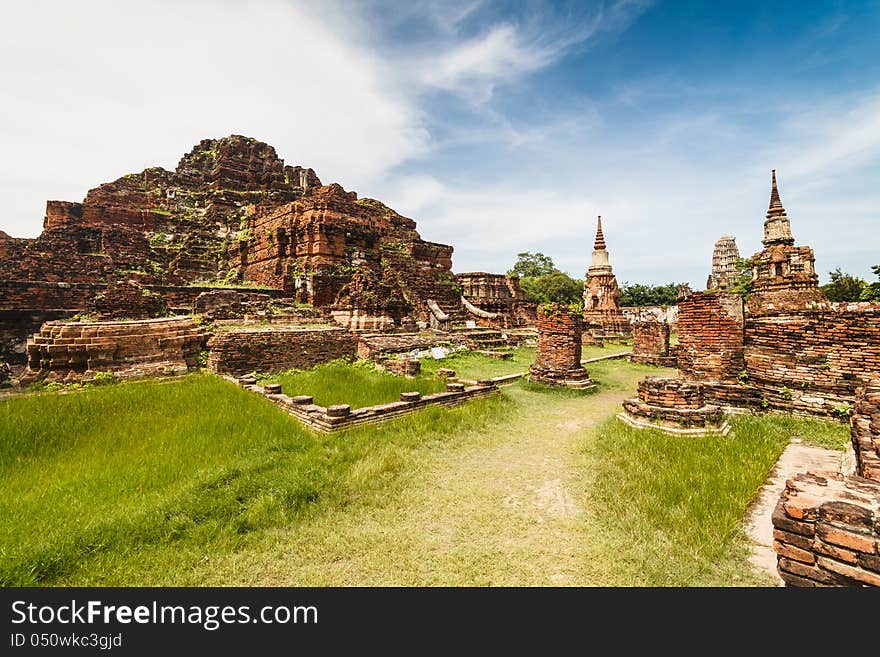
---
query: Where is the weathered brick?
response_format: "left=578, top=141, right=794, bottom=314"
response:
left=817, top=557, right=880, bottom=586
left=816, top=524, right=877, bottom=554
left=773, top=539, right=816, bottom=564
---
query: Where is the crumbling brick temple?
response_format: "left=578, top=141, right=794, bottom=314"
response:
left=0, top=135, right=533, bottom=383
left=455, top=272, right=537, bottom=328
left=620, top=170, right=880, bottom=435
left=528, top=304, right=595, bottom=389
left=583, top=216, right=630, bottom=341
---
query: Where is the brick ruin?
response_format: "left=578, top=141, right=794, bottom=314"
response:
left=206, top=327, right=358, bottom=376
left=620, top=171, right=880, bottom=434
left=630, top=320, right=676, bottom=367
left=772, top=379, right=880, bottom=587
left=455, top=272, right=537, bottom=327
left=706, top=235, right=740, bottom=291
left=230, top=180, right=461, bottom=326
left=747, top=170, right=828, bottom=313
left=1, top=135, right=533, bottom=373
left=619, top=377, right=729, bottom=435
left=21, top=316, right=206, bottom=384
left=528, top=304, right=595, bottom=389
left=583, top=216, right=630, bottom=341
left=236, top=374, right=498, bottom=433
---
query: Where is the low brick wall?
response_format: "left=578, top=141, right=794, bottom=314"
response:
left=631, top=320, right=676, bottom=367
left=619, top=376, right=727, bottom=434
left=22, top=316, right=206, bottom=383
left=638, top=376, right=702, bottom=408
left=236, top=376, right=498, bottom=432
left=381, top=358, right=421, bottom=376
left=772, top=472, right=879, bottom=586
left=207, top=327, right=358, bottom=375
left=773, top=377, right=880, bottom=586
left=745, top=304, right=880, bottom=416
left=356, top=333, right=437, bottom=360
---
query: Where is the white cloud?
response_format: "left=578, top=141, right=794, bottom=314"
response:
left=417, top=24, right=557, bottom=102
left=0, top=0, right=429, bottom=237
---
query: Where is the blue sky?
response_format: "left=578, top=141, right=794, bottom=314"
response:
left=1, top=0, right=878, bottom=286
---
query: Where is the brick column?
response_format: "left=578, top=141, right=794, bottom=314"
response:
left=528, top=304, right=594, bottom=389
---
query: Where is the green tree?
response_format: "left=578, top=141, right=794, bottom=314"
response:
left=618, top=282, right=682, bottom=307
left=860, top=265, right=880, bottom=301
left=521, top=271, right=584, bottom=305
left=507, top=252, right=557, bottom=279
left=728, top=258, right=754, bottom=297
left=820, top=268, right=867, bottom=302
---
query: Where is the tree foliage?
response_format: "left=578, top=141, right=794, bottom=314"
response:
left=820, top=268, right=867, bottom=302
left=618, top=282, right=681, bottom=307
left=521, top=272, right=584, bottom=305
left=507, top=252, right=583, bottom=305
left=860, top=265, right=880, bottom=301
left=507, top=252, right=557, bottom=279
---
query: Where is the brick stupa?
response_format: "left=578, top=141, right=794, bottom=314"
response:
left=582, top=216, right=630, bottom=340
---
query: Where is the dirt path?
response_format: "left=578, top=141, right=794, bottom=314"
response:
left=213, top=383, right=633, bottom=586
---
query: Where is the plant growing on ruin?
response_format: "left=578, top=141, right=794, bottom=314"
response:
left=729, top=258, right=755, bottom=298
left=88, top=371, right=117, bottom=386
left=760, top=397, right=769, bottom=410
left=831, top=403, right=853, bottom=420
left=736, top=370, right=749, bottom=385
left=780, top=386, right=793, bottom=400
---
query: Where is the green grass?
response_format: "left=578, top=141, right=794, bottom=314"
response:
left=420, top=347, right=535, bottom=380
left=0, top=373, right=506, bottom=585
left=582, top=341, right=632, bottom=360
left=584, top=412, right=849, bottom=585
left=258, top=361, right=446, bottom=409
left=0, top=352, right=851, bottom=587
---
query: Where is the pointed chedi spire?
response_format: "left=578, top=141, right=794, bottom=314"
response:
left=594, top=215, right=606, bottom=250
left=588, top=215, right=613, bottom=276
left=768, top=169, right=784, bottom=214
left=762, top=169, right=794, bottom=247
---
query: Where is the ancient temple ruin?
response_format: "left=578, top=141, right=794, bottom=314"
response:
left=747, top=170, right=827, bottom=312
left=706, top=235, right=740, bottom=291
left=583, top=216, right=629, bottom=340
left=0, top=135, right=531, bottom=368
left=620, top=170, right=880, bottom=435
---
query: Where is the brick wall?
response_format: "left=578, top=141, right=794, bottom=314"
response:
left=772, top=472, right=880, bottom=587
left=22, top=316, right=206, bottom=383
left=852, top=379, right=880, bottom=483
left=631, top=320, right=675, bottom=367
left=676, top=292, right=744, bottom=382
left=745, top=304, right=880, bottom=415
left=207, top=327, right=357, bottom=375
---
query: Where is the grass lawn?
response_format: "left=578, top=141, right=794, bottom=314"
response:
left=0, top=373, right=506, bottom=585
left=258, top=360, right=446, bottom=408
left=0, top=356, right=849, bottom=586
left=418, top=341, right=631, bottom=381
